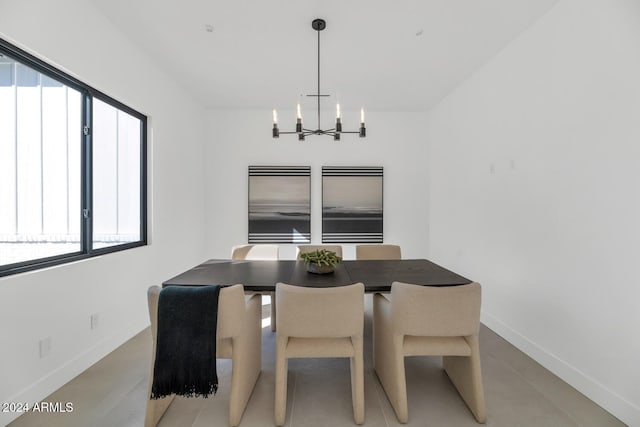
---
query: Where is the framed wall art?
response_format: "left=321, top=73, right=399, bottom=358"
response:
left=248, top=166, right=311, bottom=243
left=322, top=166, right=383, bottom=243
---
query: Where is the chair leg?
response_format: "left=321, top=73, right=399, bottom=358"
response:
left=374, top=296, right=408, bottom=423
left=443, top=335, right=486, bottom=423
left=391, top=340, right=409, bottom=423
left=374, top=340, right=408, bottom=423
left=144, top=395, right=175, bottom=427
left=274, top=337, right=288, bottom=426
left=228, top=294, right=263, bottom=426
left=350, top=337, right=365, bottom=424
left=146, top=289, right=175, bottom=427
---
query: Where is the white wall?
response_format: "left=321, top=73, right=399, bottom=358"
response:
left=205, top=110, right=428, bottom=260
left=426, top=0, right=640, bottom=424
left=0, top=1, right=207, bottom=424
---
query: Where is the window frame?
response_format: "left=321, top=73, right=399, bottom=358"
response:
left=0, top=38, right=147, bottom=277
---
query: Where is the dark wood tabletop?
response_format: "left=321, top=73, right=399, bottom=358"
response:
left=343, top=259, right=471, bottom=292
left=163, top=259, right=471, bottom=292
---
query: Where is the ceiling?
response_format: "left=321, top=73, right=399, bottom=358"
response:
left=90, top=0, right=559, bottom=112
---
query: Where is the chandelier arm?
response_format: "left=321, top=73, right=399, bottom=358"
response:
left=308, top=129, right=334, bottom=134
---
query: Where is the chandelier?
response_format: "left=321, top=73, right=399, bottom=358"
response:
left=272, top=19, right=366, bottom=141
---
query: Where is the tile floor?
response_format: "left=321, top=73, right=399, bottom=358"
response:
left=8, top=296, right=625, bottom=427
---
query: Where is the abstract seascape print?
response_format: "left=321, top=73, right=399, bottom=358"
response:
left=322, top=166, right=383, bottom=243
left=248, top=166, right=311, bottom=243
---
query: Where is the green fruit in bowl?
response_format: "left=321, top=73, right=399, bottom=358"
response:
left=300, top=249, right=342, bottom=274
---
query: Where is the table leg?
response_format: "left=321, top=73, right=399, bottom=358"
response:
left=270, top=292, right=276, bottom=332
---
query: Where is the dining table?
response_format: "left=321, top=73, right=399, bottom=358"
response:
left=162, top=259, right=471, bottom=292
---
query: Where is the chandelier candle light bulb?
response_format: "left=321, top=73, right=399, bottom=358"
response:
left=335, top=103, right=342, bottom=139
left=296, top=102, right=303, bottom=133
left=272, top=109, right=279, bottom=138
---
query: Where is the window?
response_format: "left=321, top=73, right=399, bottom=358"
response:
left=92, top=99, right=143, bottom=250
left=0, top=38, right=147, bottom=277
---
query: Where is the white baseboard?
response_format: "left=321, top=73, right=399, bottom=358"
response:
left=0, top=322, right=147, bottom=427
left=481, top=311, right=638, bottom=427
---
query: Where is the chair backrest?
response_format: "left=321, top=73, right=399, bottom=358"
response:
left=147, top=284, right=246, bottom=340
left=355, top=244, right=401, bottom=260
left=390, top=282, right=481, bottom=337
left=276, top=282, right=364, bottom=338
left=296, top=245, right=343, bottom=259
left=231, top=244, right=279, bottom=260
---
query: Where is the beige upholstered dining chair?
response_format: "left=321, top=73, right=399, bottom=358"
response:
left=296, top=244, right=343, bottom=259
left=145, top=285, right=262, bottom=427
left=231, top=244, right=279, bottom=260
left=274, top=282, right=365, bottom=426
left=355, top=244, right=402, bottom=260
left=373, top=281, right=486, bottom=423
left=231, top=244, right=279, bottom=331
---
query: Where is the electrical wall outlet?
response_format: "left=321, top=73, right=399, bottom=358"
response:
left=90, top=313, right=99, bottom=330
left=39, top=337, right=52, bottom=358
